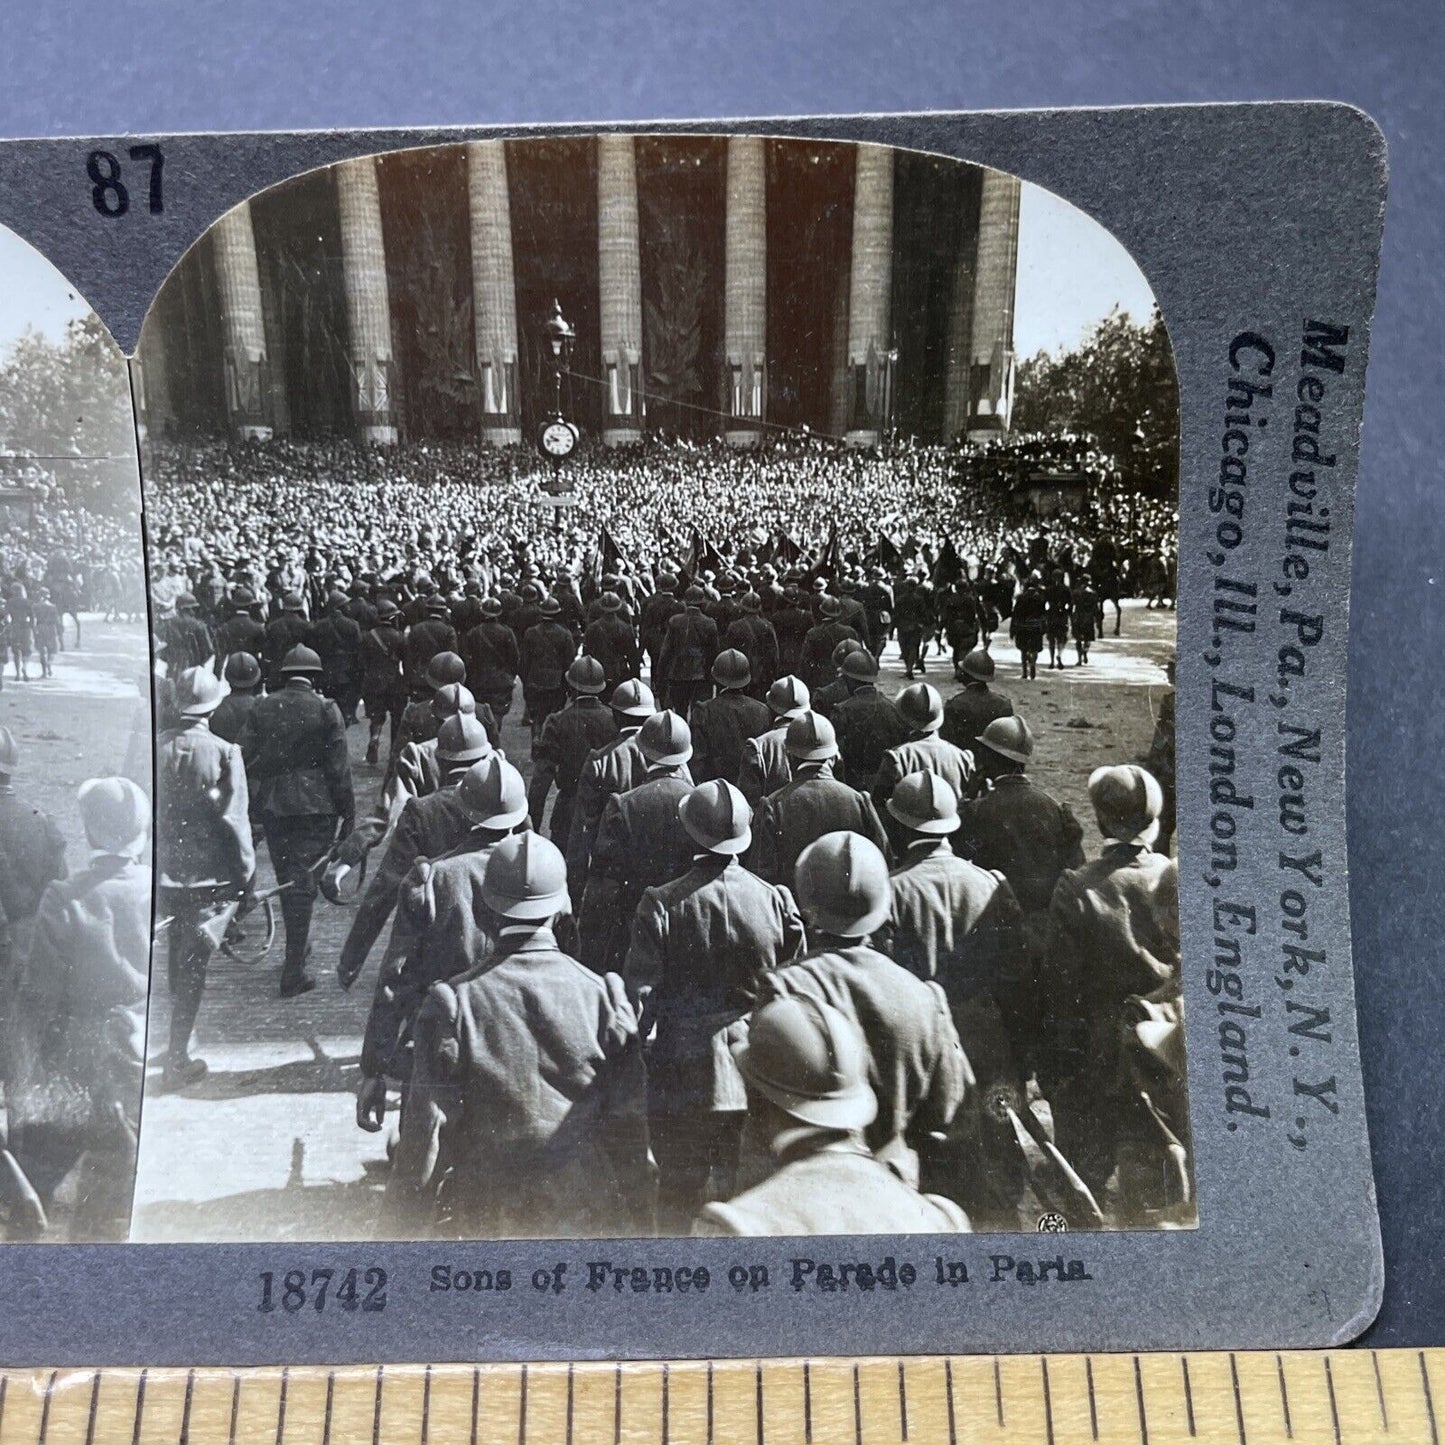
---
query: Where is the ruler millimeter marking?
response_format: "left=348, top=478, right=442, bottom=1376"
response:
left=0, top=1350, right=1438, bottom=1444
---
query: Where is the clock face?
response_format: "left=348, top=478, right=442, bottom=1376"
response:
left=540, top=420, right=577, bottom=458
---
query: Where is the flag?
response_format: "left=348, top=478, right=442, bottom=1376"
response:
left=770, top=530, right=803, bottom=566
left=932, top=538, right=964, bottom=590
left=809, top=525, right=842, bottom=583
left=865, top=532, right=902, bottom=570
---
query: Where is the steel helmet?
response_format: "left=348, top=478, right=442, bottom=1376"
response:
left=830, top=638, right=862, bottom=667
left=638, top=710, right=692, bottom=766
left=597, top=591, right=623, bottom=613
left=77, top=776, right=149, bottom=855
left=785, top=711, right=838, bottom=762
left=840, top=648, right=879, bottom=682
left=175, top=665, right=227, bottom=717
left=280, top=644, right=322, bottom=675
left=610, top=678, right=656, bottom=718
left=678, top=779, right=752, bottom=855
left=794, top=831, right=892, bottom=937
left=482, top=832, right=570, bottom=921
left=437, top=713, right=493, bottom=764
left=432, top=682, right=476, bottom=720
left=460, top=755, right=528, bottom=829
left=887, top=771, right=961, bottom=836
left=765, top=675, right=810, bottom=719
left=896, top=682, right=943, bottom=733
left=425, top=651, right=467, bottom=689
left=223, top=651, right=262, bottom=689
left=960, top=648, right=995, bottom=682
left=734, top=995, right=877, bottom=1132
left=975, top=714, right=1033, bottom=765
left=711, top=648, right=752, bottom=690
left=566, top=656, right=608, bottom=695
left=1088, top=764, right=1164, bottom=846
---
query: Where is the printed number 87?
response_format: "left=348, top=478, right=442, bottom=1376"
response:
left=87, top=145, right=164, bottom=217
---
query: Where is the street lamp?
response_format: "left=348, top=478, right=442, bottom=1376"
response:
left=544, top=299, right=574, bottom=418
left=537, top=300, right=580, bottom=522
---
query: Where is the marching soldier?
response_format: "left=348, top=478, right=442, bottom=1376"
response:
left=829, top=648, right=909, bottom=791
left=307, top=590, right=364, bottom=724
left=1071, top=572, right=1102, bottom=666
left=1010, top=572, right=1047, bottom=681
left=580, top=711, right=696, bottom=973
left=939, top=648, right=1013, bottom=759
left=7, top=778, right=152, bottom=1241
left=583, top=591, right=640, bottom=693
left=625, top=779, right=805, bottom=1230
left=694, top=996, right=969, bottom=1236
left=163, top=592, right=213, bottom=674
left=939, top=578, right=983, bottom=676
left=0, top=726, right=67, bottom=966
left=565, top=679, right=659, bottom=903
left=155, top=667, right=255, bottom=1086
left=737, top=674, right=809, bottom=806
left=748, top=712, right=890, bottom=887
left=811, top=639, right=869, bottom=719
left=528, top=656, right=616, bottom=843
left=1044, top=567, right=1071, bottom=671
left=770, top=583, right=812, bottom=679
left=262, top=591, right=310, bottom=691
left=798, top=596, right=859, bottom=693
left=688, top=649, right=771, bottom=785
left=212, top=587, right=266, bottom=675
left=894, top=570, right=934, bottom=680
left=209, top=651, right=262, bottom=745
left=459, top=596, right=520, bottom=725
left=356, top=756, right=531, bottom=1130
left=519, top=595, right=576, bottom=742
left=360, top=598, right=407, bottom=765
left=239, top=644, right=355, bottom=998
left=337, top=713, right=494, bottom=990
left=403, top=593, right=459, bottom=690
left=382, top=682, right=495, bottom=829
left=761, top=832, right=966, bottom=1187
left=657, top=586, right=718, bottom=719
left=639, top=573, right=682, bottom=680
left=872, top=682, right=974, bottom=817
left=385, top=832, right=653, bottom=1238
left=1043, top=766, right=1179, bottom=1208
left=723, top=592, right=779, bottom=695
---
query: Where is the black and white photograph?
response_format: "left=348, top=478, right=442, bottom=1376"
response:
left=129, top=134, right=1188, bottom=1244
left=0, top=231, right=149, bottom=1244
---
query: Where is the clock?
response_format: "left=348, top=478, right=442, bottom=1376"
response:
left=539, top=419, right=579, bottom=460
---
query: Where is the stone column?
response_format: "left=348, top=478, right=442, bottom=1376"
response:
left=335, top=157, right=399, bottom=444
left=723, top=136, right=767, bottom=447
left=211, top=202, right=272, bottom=440
left=467, top=141, right=522, bottom=446
left=597, top=135, right=644, bottom=446
left=966, top=170, right=1022, bottom=442
left=844, top=144, right=894, bottom=447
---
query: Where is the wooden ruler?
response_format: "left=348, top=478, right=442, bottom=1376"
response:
left=0, top=1350, right=1437, bottom=1444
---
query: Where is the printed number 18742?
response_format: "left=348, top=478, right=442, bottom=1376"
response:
left=258, top=1267, right=387, bottom=1314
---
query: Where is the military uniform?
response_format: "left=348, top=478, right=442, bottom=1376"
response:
left=361, top=619, right=407, bottom=757
left=583, top=613, right=641, bottom=694
left=657, top=608, right=719, bottom=718
left=156, top=717, right=256, bottom=1064
left=626, top=855, right=805, bottom=1229
left=957, top=775, right=1084, bottom=915
left=565, top=730, right=648, bottom=902
left=831, top=685, right=910, bottom=791
left=695, top=1137, right=968, bottom=1236
left=385, top=928, right=652, bottom=1238
left=307, top=607, right=364, bottom=722
left=239, top=678, right=354, bottom=992
left=640, top=590, right=684, bottom=677
left=528, top=695, right=617, bottom=844
left=872, top=734, right=975, bottom=814
left=689, top=690, right=772, bottom=784
left=403, top=614, right=459, bottom=689
left=337, top=787, right=476, bottom=989
left=770, top=600, right=813, bottom=678
left=749, top=767, right=890, bottom=887
left=580, top=772, right=696, bottom=972
left=460, top=618, right=520, bottom=721
left=209, top=689, right=257, bottom=746
left=798, top=621, right=859, bottom=693
left=262, top=611, right=309, bottom=691
left=7, top=853, right=151, bottom=1240
left=723, top=613, right=780, bottom=692
left=939, top=683, right=1013, bottom=758
left=737, top=725, right=792, bottom=805
left=762, top=944, right=966, bottom=1185
left=519, top=618, right=576, bottom=735
left=1044, top=844, right=1180, bottom=1202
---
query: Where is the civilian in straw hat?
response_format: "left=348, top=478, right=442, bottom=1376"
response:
left=625, top=780, right=805, bottom=1231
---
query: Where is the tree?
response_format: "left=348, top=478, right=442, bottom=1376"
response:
left=0, top=313, right=136, bottom=514
left=1012, top=307, right=1178, bottom=495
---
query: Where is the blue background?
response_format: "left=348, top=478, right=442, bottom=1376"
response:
left=0, top=0, right=1438, bottom=1348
